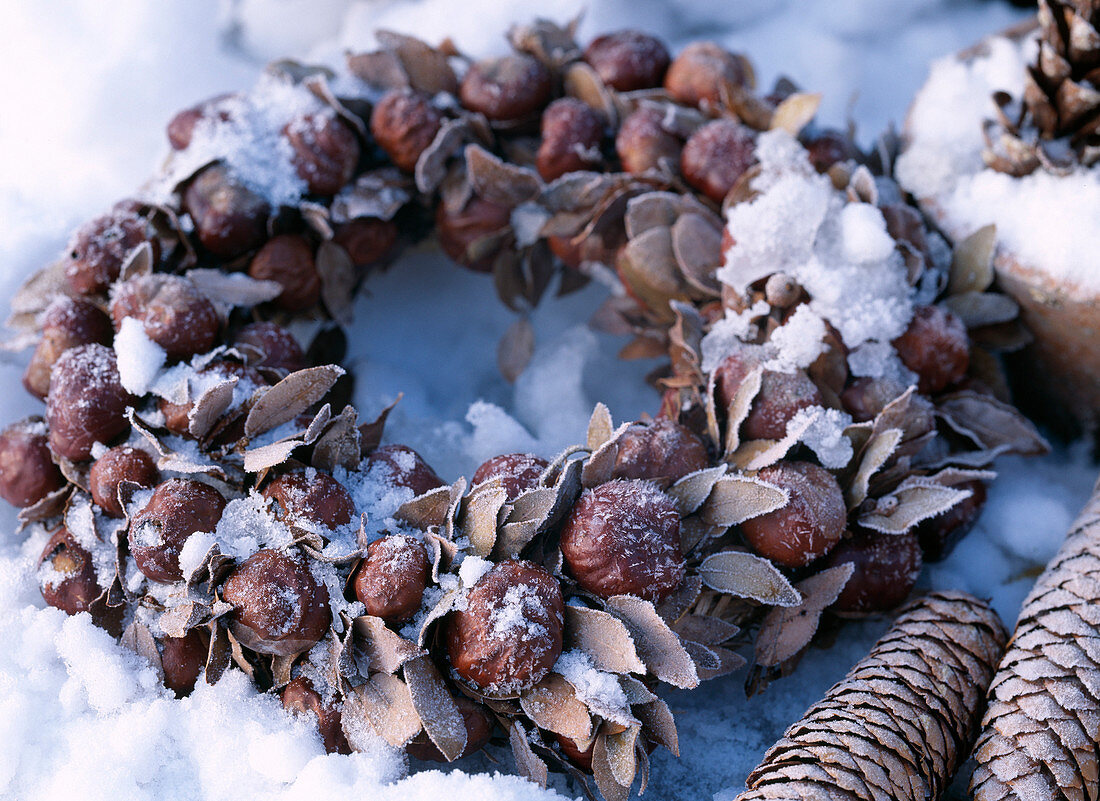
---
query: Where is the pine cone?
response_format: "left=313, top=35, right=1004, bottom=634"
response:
left=970, top=476, right=1100, bottom=801
left=737, top=592, right=1007, bottom=801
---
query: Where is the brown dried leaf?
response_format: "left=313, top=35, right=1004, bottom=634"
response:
left=605, top=596, right=699, bottom=689
left=655, top=574, right=703, bottom=624
left=937, top=390, right=1049, bottom=456
left=671, top=613, right=740, bottom=646
left=185, top=269, right=283, bottom=308
left=188, top=377, right=237, bottom=439
left=563, top=61, right=617, bottom=124
left=244, top=365, right=344, bottom=438
left=770, top=92, right=822, bottom=136
left=9, top=258, right=69, bottom=317
left=242, top=439, right=302, bottom=474
left=415, top=118, right=472, bottom=194
left=581, top=422, right=632, bottom=488
left=667, top=466, right=727, bottom=516
left=497, top=316, right=535, bottom=383
left=375, top=30, right=458, bottom=95
left=521, top=673, right=593, bottom=743
left=466, top=144, right=542, bottom=206
left=344, top=673, right=421, bottom=748
left=358, top=395, right=400, bottom=455
left=460, top=484, right=507, bottom=558
left=943, top=292, right=1019, bottom=328
left=404, top=655, right=467, bottom=762
left=699, top=550, right=801, bottom=607
left=510, top=722, right=549, bottom=787
left=18, top=485, right=73, bottom=526
left=353, top=615, right=424, bottom=675
left=564, top=605, right=646, bottom=675
left=312, top=405, right=361, bottom=471
left=587, top=402, right=614, bottom=451
left=859, top=478, right=974, bottom=535
left=724, top=367, right=764, bottom=455
left=846, top=426, right=903, bottom=509
left=702, top=475, right=790, bottom=528
left=754, top=563, right=854, bottom=668
left=671, top=213, right=723, bottom=296
left=120, top=620, right=163, bottom=680
left=592, top=731, right=632, bottom=801
left=316, top=241, right=357, bottom=325
left=731, top=406, right=819, bottom=471
left=950, top=225, right=996, bottom=295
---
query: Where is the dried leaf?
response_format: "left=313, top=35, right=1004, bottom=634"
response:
left=859, top=479, right=974, bottom=535
left=119, top=241, right=153, bottom=281
left=592, top=731, right=632, bottom=801
left=581, top=422, right=632, bottom=488
left=185, top=269, right=283, bottom=308
left=358, top=395, right=400, bottom=455
left=243, top=439, right=302, bottom=473
left=460, top=485, right=507, bottom=558
left=605, top=596, right=699, bottom=689
left=671, top=613, right=740, bottom=646
left=521, top=674, right=593, bottom=743
left=731, top=405, right=819, bottom=471
left=666, top=466, right=727, bottom=516
left=564, top=605, right=646, bottom=675
left=244, top=365, right=344, bottom=438
left=724, top=367, right=764, bottom=455
left=943, top=291, right=1019, bottom=328
left=120, top=621, right=163, bottom=680
left=375, top=30, right=458, bottom=95
left=671, top=213, right=723, bottom=296
left=699, top=551, right=801, bottom=607
left=188, top=377, right=237, bottom=438
left=415, top=118, right=472, bottom=194
left=701, top=475, right=790, bottom=528
left=497, top=317, right=535, bottom=383
left=754, top=563, right=854, bottom=668
left=587, top=403, right=614, bottom=451
left=770, top=92, right=822, bottom=136
left=950, top=224, right=996, bottom=295
left=466, top=144, right=542, bottom=206
left=344, top=673, right=421, bottom=748
left=510, top=722, right=549, bottom=787
left=937, top=390, right=1049, bottom=456
left=312, top=405, right=361, bottom=471
left=316, top=240, right=357, bottom=324
left=353, top=615, right=424, bottom=675
left=404, top=655, right=467, bottom=762
left=847, top=427, right=903, bottom=509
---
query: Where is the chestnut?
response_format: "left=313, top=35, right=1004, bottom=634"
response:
left=64, top=203, right=156, bottom=296
left=332, top=217, right=399, bottom=272
left=915, top=480, right=987, bottom=562
left=166, top=93, right=237, bottom=150
left=892, top=305, right=969, bottom=394
left=445, top=559, right=564, bottom=693
left=435, top=195, right=512, bottom=273
left=221, top=548, right=331, bottom=656
left=109, top=274, right=220, bottom=361
left=840, top=376, right=906, bottom=423
left=232, top=321, right=307, bottom=373
left=612, top=419, right=709, bottom=482
left=159, top=360, right=265, bottom=439
left=615, top=106, right=681, bottom=175
left=0, top=420, right=63, bottom=507
left=351, top=534, right=431, bottom=623
left=713, top=348, right=824, bottom=441
left=46, top=344, right=133, bottom=462
left=128, top=479, right=226, bottom=583
left=159, top=629, right=209, bottom=698
left=364, top=444, right=446, bottom=497
left=470, top=453, right=549, bottom=502
left=23, top=296, right=113, bottom=400
left=802, top=129, right=858, bottom=173
left=369, top=89, right=442, bottom=173
left=555, top=732, right=594, bottom=772
left=183, top=163, right=270, bottom=258
left=535, top=98, right=604, bottom=182
left=822, top=529, right=923, bottom=613
left=406, top=695, right=493, bottom=761
left=38, top=527, right=107, bottom=620
left=583, top=30, right=670, bottom=92
left=740, top=461, right=847, bottom=568
left=681, top=119, right=756, bottom=203
left=283, top=110, right=360, bottom=196
left=89, top=445, right=159, bottom=517
left=262, top=471, right=356, bottom=531
left=459, top=54, right=553, bottom=122
left=664, top=41, right=750, bottom=108
left=559, top=479, right=685, bottom=602
left=282, top=675, right=350, bottom=754
left=248, top=234, right=321, bottom=312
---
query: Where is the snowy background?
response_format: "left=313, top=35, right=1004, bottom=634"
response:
left=0, top=1, right=1096, bottom=800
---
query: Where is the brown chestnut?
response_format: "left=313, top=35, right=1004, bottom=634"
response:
left=46, top=344, right=133, bottom=462
left=681, top=119, right=756, bottom=203
left=282, top=675, right=351, bottom=754
left=840, top=376, right=906, bottom=423
left=89, top=445, right=158, bottom=517
left=183, top=163, right=270, bottom=258
left=536, top=98, right=604, bottom=182
left=822, top=529, right=923, bottom=613
left=23, top=296, right=113, bottom=400
left=262, top=471, right=355, bottom=531
left=332, top=217, right=399, bottom=272
left=0, top=420, right=63, bottom=507
left=445, top=559, right=564, bottom=693
left=615, top=106, right=682, bottom=175
left=352, top=534, right=431, bottom=623
left=560, top=479, right=685, bottom=602
left=166, top=93, right=237, bottom=150
left=803, top=129, right=858, bottom=173
left=435, top=195, right=512, bottom=273
left=584, top=30, right=670, bottom=92
left=129, top=479, right=226, bottom=583
left=283, top=110, right=360, bottom=196
left=714, top=347, right=824, bottom=441
left=612, top=419, right=708, bottom=482
left=470, top=453, right=549, bottom=502
left=221, top=548, right=331, bottom=656
left=740, top=461, right=847, bottom=568
left=109, top=274, right=220, bottom=361
left=248, top=234, right=321, bottom=312
left=370, top=89, right=442, bottom=173
left=38, top=527, right=108, bottom=621
left=364, top=445, right=446, bottom=497
left=664, top=41, right=750, bottom=108
left=915, top=480, right=987, bottom=562
left=406, top=695, right=493, bottom=762
left=892, top=305, right=969, bottom=394
left=459, top=54, right=553, bottom=122
left=158, top=360, right=265, bottom=439
left=64, top=203, right=157, bottom=296
left=232, top=321, right=307, bottom=373
left=159, top=629, right=208, bottom=698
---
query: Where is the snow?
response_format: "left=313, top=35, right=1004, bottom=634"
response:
left=4, top=2, right=1097, bottom=801
left=115, top=317, right=168, bottom=397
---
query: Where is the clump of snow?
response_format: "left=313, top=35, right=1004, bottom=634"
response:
left=791, top=407, right=855, bottom=469
left=458, top=555, right=493, bottom=588
left=762, top=305, right=827, bottom=373
left=554, top=650, right=632, bottom=725
left=115, top=317, right=168, bottom=396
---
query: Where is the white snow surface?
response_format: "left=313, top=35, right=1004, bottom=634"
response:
left=3, top=2, right=1096, bottom=801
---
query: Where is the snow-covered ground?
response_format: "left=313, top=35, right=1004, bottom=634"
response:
left=1, top=2, right=1095, bottom=800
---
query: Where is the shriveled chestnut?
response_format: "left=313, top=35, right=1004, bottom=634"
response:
left=615, top=106, right=681, bottom=174
left=0, top=420, right=63, bottom=507
left=263, top=471, right=355, bottom=531
left=681, top=119, right=756, bottom=203
left=166, top=93, right=238, bottom=150
left=332, top=217, right=398, bottom=272
left=435, top=195, right=512, bottom=273
left=109, top=274, right=220, bottom=361
left=282, top=675, right=350, bottom=754
left=555, top=733, right=594, bottom=772
left=915, top=480, right=987, bottom=562
left=822, top=529, right=923, bottom=613
left=46, top=344, right=133, bottom=462
left=470, top=453, right=548, bottom=501
left=536, top=98, right=604, bottom=182
left=584, top=30, right=670, bottom=92
left=406, top=695, right=493, bottom=762
left=159, top=629, right=208, bottom=698
left=232, top=321, right=307, bottom=373
left=183, top=163, right=270, bottom=258
left=713, top=347, right=824, bottom=441
left=38, top=527, right=111, bottom=626
left=283, top=110, right=360, bottom=196
left=664, top=41, right=750, bottom=108
left=459, top=54, right=553, bottom=122
left=370, top=89, right=442, bottom=173
left=802, top=129, right=858, bottom=173
left=129, top=479, right=226, bottom=583
left=64, top=202, right=157, bottom=295
left=892, top=304, right=970, bottom=394
left=612, top=419, right=708, bottom=482
left=89, top=445, right=158, bottom=517
left=740, top=461, right=847, bottom=568
left=364, top=444, right=446, bottom=497
left=222, top=548, right=331, bottom=656
left=23, top=296, right=113, bottom=400
left=560, top=479, right=685, bottom=602
left=352, top=534, right=431, bottom=622
left=248, top=234, right=321, bottom=312
left=159, top=360, right=265, bottom=439
left=445, top=559, right=564, bottom=693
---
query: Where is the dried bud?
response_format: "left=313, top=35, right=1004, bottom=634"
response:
left=222, top=548, right=331, bottom=656
left=681, top=119, right=756, bottom=202
left=159, top=360, right=265, bottom=439
left=110, top=274, right=220, bottom=361
left=892, top=304, right=970, bottom=394
left=282, top=675, right=351, bottom=754
left=283, top=110, right=360, bottom=196
left=612, top=419, right=709, bottom=483
left=183, top=163, right=270, bottom=258
left=0, top=420, right=63, bottom=508
left=262, top=471, right=355, bottom=531
left=166, top=93, right=237, bottom=150
left=332, top=217, right=399, bottom=272
left=536, top=98, right=604, bottom=181
left=65, top=202, right=157, bottom=296
left=916, top=480, right=987, bottom=562
left=435, top=196, right=511, bottom=273
left=248, top=234, right=321, bottom=312
left=24, top=297, right=114, bottom=400
left=46, top=344, right=133, bottom=462
left=459, top=54, right=553, bottom=122
left=129, top=479, right=226, bottom=583
left=406, top=695, right=493, bottom=761
left=615, top=106, right=681, bottom=174
left=664, top=41, right=750, bottom=108
left=714, top=348, right=824, bottom=441
left=159, top=629, right=208, bottom=698
left=233, top=321, right=307, bottom=373
left=38, top=527, right=109, bottom=621
left=822, top=529, right=923, bottom=613
left=740, top=461, right=847, bottom=568
left=352, top=534, right=431, bottom=623
left=364, top=444, right=446, bottom=497
left=370, top=89, right=443, bottom=173
left=445, top=559, right=564, bottom=693
left=470, top=452, right=548, bottom=501
left=89, top=445, right=158, bottom=517
left=560, top=479, right=685, bottom=602
left=584, top=30, right=670, bottom=92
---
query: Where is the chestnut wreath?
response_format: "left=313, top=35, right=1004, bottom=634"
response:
left=4, top=19, right=1047, bottom=800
